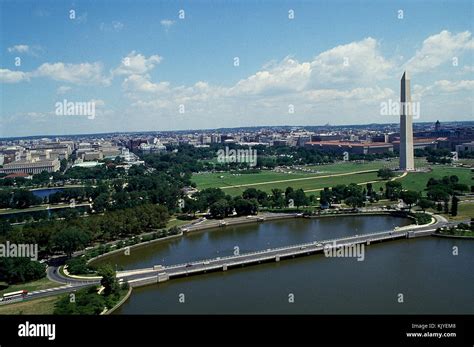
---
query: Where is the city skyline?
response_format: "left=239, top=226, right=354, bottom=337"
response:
left=1, top=1, right=473, bottom=137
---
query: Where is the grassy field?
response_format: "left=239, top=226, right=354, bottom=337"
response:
left=220, top=171, right=390, bottom=196
left=0, top=277, right=58, bottom=297
left=192, top=159, right=407, bottom=196
left=166, top=218, right=191, bottom=228
left=192, top=159, right=471, bottom=198
left=0, top=295, right=60, bottom=315
left=372, top=165, right=472, bottom=194
left=445, top=201, right=474, bottom=221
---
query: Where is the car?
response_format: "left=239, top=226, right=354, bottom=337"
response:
left=203, top=261, right=210, bottom=265
left=300, top=246, right=306, bottom=250
left=315, top=243, right=323, bottom=247
left=185, top=263, right=193, bottom=268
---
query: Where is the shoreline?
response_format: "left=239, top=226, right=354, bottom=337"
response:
left=87, top=211, right=416, bottom=266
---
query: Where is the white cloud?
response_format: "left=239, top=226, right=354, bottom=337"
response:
left=462, top=65, right=474, bottom=73
left=33, top=62, right=110, bottom=85
left=228, top=38, right=393, bottom=97
left=413, top=80, right=474, bottom=100
left=8, top=45, right=29, bottom=53
left=160, top=19, right=175, bottom=31
left=122, top=74, right=170, bottom=94
left=231, top=57, right=311, bottom=96
left=0, top=69, right=29, bottom=83
left=7, top=44, right=43, bottom=56
left=309, top=37, right=394, bottom=86
left=113, top=51, right=162, bottom=76
left=405, top=30, right=474, bottom=74
left=434, top=80, right=474, bottom=92
left=56, top=86, right=73, bottom=94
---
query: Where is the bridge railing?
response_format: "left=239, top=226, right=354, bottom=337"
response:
left=164, top=229, right=409, bottom=270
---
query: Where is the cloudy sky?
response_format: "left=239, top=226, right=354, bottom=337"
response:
left=0, top=0, right=473, bottom=137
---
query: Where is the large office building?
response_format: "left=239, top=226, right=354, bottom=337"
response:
left=399, top=71, right=415, bottom=171
left=305, top=141, right=393, bottom=154
left=0, top=158, right=60, bottom=174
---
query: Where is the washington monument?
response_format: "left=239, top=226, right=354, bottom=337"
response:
left=399, top=71, right=415, bottom=171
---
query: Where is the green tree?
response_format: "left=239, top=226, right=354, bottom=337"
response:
left=451, top=195, right=459, bottom=216
left=385, top=181, right=402, bottom=200
left=271, top=189, right=285, bottom=208
left=97, top=264, right=118, bottom=296
left=400, top=190, right=420, bottom=210
left=293, top=189, right=309, bottom=208
left=377, top=168, right=395, bottom=180
left=418, top=198, right=434, bottom=212
left=344, top=196, right=364, bottom=209
left=51, top=227, right=90, bottom=257
left=0, top=258, right=46, bottom=284
left=209, top=199, right=230, bottom=219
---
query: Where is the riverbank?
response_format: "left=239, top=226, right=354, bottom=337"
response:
left=84, top=210, right=419, bottom=268
left=87, top=231, right=183, bottom=266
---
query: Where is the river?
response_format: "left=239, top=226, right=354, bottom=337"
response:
left=92, top=216, right=473, bottom=314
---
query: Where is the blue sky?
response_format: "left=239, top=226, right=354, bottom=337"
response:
left=1, top=0, right=473, bottom=137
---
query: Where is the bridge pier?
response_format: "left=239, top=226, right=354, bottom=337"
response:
left=275, top=255, right=280, bottom=262
left=366, top=240, right=371, bottom=245
left=157, top=272, right=169, bottom=282
left=223, top=264, right=228, bottom=271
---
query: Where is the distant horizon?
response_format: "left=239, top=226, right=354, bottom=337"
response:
left=1, top=119, right=472, bottom=141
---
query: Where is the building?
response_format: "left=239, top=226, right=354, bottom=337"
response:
left=0, top=158, right=60, bottom=174
left=399, top=71, right=415, bottom=171
left=392, top=138, right=439, bottom=152
left=455, top=141, right=474, bottom=154
left=305, top=141, right=393, bottom=154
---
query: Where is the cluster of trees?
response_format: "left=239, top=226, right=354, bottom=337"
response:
left=2, top=204, right=170, bottom=258
left=320, top=183, right=366, bottom=209
left=54, top=264, right=127, bottom=315
left=425, top=176, right=468, bottom=215
left=415, top=148, right=454, bottom=164
left=181, top=186, right=312, bottom=219
left=378, top=175, right=468, bottom=215
left=0, top=258, right=46, bottom=284
left=0, top=189, right=42, bottom=209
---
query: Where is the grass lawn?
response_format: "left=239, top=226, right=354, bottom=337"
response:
left=371, top=165, right=472, bottom=194
left=219, top=172, right=390, bottom=196
left=446, top=202, right=474, bottom=221
left=0, top=295, right=61, bottom=315
left=191, top=158, right=433, bottom=196
left=166, top=218, right=191, bottom=228
left=0, top=277, right=59, bottom=297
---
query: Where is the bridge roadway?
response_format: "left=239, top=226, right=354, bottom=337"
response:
left=118, top=222, right=440, bottom=284
left=2, top=213, right=454, bottom=304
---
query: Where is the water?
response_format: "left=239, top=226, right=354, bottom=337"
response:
left=94, top=216, right=410, bottom=270
left=31, top=188, right=64, bottom=198
left=95, top=216, right=473, bottom=314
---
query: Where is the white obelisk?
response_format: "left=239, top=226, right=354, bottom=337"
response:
left=399, top=71, right=415, bottom=171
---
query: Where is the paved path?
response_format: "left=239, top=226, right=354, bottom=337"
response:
left=219, top=169, right=378, bottom=189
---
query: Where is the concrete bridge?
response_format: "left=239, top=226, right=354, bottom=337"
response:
left=117, top=218, right=443, bottom=287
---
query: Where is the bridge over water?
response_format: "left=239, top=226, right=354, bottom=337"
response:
left=120, top=221, right=440, bottom=287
